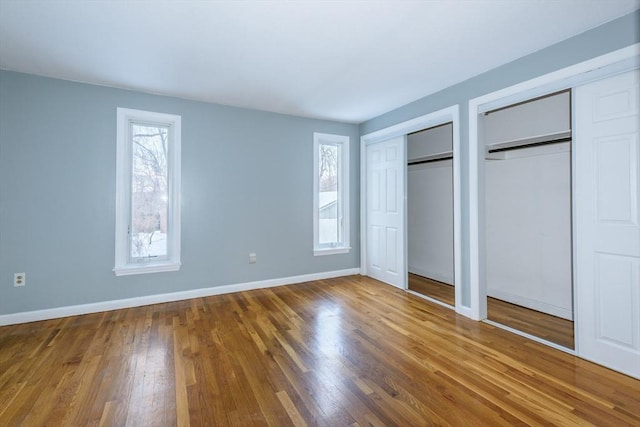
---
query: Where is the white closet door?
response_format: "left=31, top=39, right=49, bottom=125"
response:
left=366, top=136, right=406, bottom=289
left=575, top=69, right=640, bottom=379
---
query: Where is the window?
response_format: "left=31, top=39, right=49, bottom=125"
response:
left=115, top=108, right=181, bottom=275
left=313, top=132, right=350, bottom=255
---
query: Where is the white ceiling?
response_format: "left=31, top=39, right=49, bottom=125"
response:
left=1, top=1, right=638, bottom=123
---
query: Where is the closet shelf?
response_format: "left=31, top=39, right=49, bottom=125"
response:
left=408, top=150, right=453, bottom=165
left=486, top=130, right=571, bottom=153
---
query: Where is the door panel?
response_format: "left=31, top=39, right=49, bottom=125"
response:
left=386, top=227, right=398, bottom=274
left=370, top=225, right=381, bottom=270
left=575, top=69, right=640, bottom=379
left=370, top=169, right=381, bottom=212
left=366, top=136, right=406, bottom=289
left=596, top=136, right=636, bottom=222
left=595, top=254, right=638, bottom=348
left=387, top=168, right=398, bottom=213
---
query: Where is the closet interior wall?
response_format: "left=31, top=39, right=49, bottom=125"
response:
left=407, top=123, right=454, bottom=285
left=483, top=91, right=573, bottom=320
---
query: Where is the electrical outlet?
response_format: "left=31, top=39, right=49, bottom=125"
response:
left=249, top=253, right=256, bottom=264
left=14, top=273, right=25, bottom=287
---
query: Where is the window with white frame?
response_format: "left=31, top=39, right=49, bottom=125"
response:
left=313, top=132, right=350, bottom=255
left=114, top=108, right=181, bottom=276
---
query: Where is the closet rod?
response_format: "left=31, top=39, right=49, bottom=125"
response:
left=487, top=137, right=571, bottom=154
left=408, top=155, right=454, bottom=166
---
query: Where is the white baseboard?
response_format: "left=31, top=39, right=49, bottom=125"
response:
left=0, top=268, right=361, bottom=326
left=487, top=288, right=573, bottom=320
left=408, top=266, right=454, bottom=286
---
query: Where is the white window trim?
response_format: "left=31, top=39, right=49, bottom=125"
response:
left=114, top=108, right=182, bottom=276
left=313, top=132, right=350, bottom=256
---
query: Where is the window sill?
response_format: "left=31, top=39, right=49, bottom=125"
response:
left=114, top=261, right=181, bottom=276
left=314, top=247, right=351, bottom=256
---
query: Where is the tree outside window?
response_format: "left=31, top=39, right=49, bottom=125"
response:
left=131, top=123, right=169, bottom=258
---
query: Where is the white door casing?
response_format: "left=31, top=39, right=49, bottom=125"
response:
left=575, top=69, right=640, bottom=379
left=366, top=136, right=406, bottom=289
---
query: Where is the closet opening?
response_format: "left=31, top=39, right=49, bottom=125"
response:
left=481, top=90, right=574, bottom=349
left=407, top=122, right=455, bottom=308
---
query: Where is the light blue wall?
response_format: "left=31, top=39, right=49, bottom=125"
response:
left=0, top=71, right=360, bottom=315
left=360, top=10, right=640, bottom=306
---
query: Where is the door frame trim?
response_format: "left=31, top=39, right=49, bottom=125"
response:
left=361, top=105, right=462, bottom=309
left=468, top=43, right=640, bottom=322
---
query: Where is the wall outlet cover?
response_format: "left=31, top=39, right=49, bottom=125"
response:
left=14, top=273, right=25, bottom=287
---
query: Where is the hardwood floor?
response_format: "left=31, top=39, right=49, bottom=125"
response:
left=408, top=273, right=455, bottom=306
left=409, top=273, right=575, bottom=349
left=487, top=297, right=575, bottom=350
left=1, top=276, right=638, bottom=426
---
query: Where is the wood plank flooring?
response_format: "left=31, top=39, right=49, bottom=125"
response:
left=408, top=273, right=455, bottom=306
left=409, top=273, right=575, bottom=349
left=487, top=297, right=575, bottom=350
left=1, top=275, right=638, bottom=426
